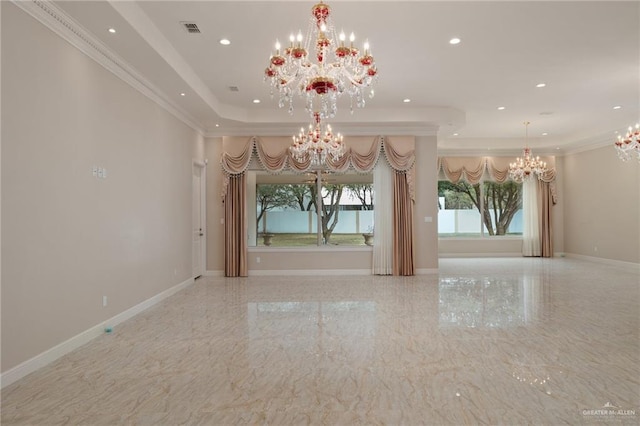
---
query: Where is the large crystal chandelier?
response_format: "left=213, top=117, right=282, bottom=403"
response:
left=264, top=1, right=377, bottom=119
left=614, top=123, right=640, bottom=161
left=290, top=112, right=345, bottom=165
left=509, top=122, right=548, bottom=182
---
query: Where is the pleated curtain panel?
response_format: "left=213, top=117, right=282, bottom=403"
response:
left=372, top=159, right=394, bottom=275
left=522, top=178, right=541, bottom=256
left=438, top=157, right=557, bottom=258
left=223, top=174, right=247, bottom=277
left=221, top=136, right=416, bottom=277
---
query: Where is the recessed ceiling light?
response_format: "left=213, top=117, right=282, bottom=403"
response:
left=449, top=37, right=461, bottom=45
left=542, top=132, right=548, bottom=136
left=219, top=38, right=231, bottom=46
left=536, top=83, right=546, bottom=88
left=403, top=98, right=411, bottom=103
left=215, top=124, right=220, bottom=127
left=253, top=99, right=261, bottom=104
left=453, top=133, right=459, bottom=136
left=108, top=28, right=116, bottom=34
left=613, top=105, right=622, bottom=110
left=180, top=92, right=186, bottom=97
left=497, top=106, right=506, bottom=110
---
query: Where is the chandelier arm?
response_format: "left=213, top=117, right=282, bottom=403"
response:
left=613, top=123, right=640, bottom=162
left=341, top=74, right=370, bottom=88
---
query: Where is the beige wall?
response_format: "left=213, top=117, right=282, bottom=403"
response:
left=552, top=156, right=565, bottom=254
left=247, top=248, right=373, bottom=273
left=563, top=145, right=639, bottom=263
left=414, top=136, right=439, bottom=271
left=205, top=137, right=225, bottom=273
left=1, top=3, right=203, bottom=372
left=439, top=238, right=523, bottom=257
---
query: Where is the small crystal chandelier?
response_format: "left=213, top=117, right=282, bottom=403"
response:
left=614, top=123, right=640, bottom=161
left=290, top=112, right=345, bottom=165
left=264, top=1, right=377, bottom=119
left=509, top=121, right=548, bottom=182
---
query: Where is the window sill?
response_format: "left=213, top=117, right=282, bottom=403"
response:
left=438, top=236, right=523, bottom=240
left=249, top=245, right=373, bottom=253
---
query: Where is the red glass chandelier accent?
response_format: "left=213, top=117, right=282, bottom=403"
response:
left=614, top=124, right=640, bottom=162
left=264, top=1, right=378, bottom=119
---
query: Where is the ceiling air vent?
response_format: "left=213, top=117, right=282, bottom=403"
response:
left=180, top=22, right=201, bottom=34
left=228, top=86, right=239, bottom=92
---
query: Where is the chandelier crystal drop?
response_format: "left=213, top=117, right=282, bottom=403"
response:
left=290, top=112, right=345, bottom=166
left=614, top=123, right=640, bottom=161
left=264, top=1, right=378, bottom=119
left=509, top=121, right=548, bottom=182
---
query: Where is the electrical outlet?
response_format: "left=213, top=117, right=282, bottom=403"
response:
left=102, top=296, right=108, bottom=307
left=256, top=257, right=261, bottom=264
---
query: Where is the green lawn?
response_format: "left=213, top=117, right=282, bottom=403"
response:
left=257, top=233, right=367, bottom=247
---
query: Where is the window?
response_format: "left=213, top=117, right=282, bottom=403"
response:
left=438, top=180, right=522, bottom=237
left=253, top=172, right=374, bottom=247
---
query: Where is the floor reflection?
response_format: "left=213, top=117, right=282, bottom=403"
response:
left=247, top=301, right=377, bottom=363
left=1, top=259, right=637, bottom=425
left=439, top=276, right=549, bottom=328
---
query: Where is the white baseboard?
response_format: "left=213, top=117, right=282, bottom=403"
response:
left=415, top=268, right=439, bottom=274
left=438, top=252, right=522, bottom=258
left=211, top=269, right=438, bottom=276
left=564, top=253, right=640, bottom=272
left=249, top=269, right=371, bottom=276
left=1, top=277, right=194, bottom=389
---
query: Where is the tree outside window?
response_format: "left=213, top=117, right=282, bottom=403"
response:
left=438, top=180, right=522, bottom=236
left=255, top=177, right=374, bottom=246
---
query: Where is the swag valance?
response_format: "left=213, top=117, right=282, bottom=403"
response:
left=438, top=157, right=557, bottom=184
left=438, top=156, right=557, bottom=258
left=220, top=135, right=416, bottom=277
left=221, top=136, right=415, bottom=176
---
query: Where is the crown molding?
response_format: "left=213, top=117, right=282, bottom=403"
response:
left=204, top=123, right=439, bottom=138
left=559, top=131, right=613, bottom=156
left=12, top=0, right=205, bottom=136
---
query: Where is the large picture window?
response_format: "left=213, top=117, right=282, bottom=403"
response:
left=253, top=172, right=374, bottom=247
left=438, top=180, right=523, bottom=237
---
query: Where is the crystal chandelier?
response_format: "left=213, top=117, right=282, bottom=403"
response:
left=290, top=112, right=345, bottom=165
left=509, top=122, right=548, bottom=182
left=614, top=123, right=640, bottom=161
left=264, top=1, right=378, bottom=119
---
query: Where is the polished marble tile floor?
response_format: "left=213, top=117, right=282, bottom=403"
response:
left=2, top=258, right=639, bottom=425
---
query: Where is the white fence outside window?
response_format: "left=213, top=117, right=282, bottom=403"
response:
left=258, top=210, right=374, bottom=234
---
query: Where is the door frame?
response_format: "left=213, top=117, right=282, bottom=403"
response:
left=192, top=160, right=207, bottom=278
